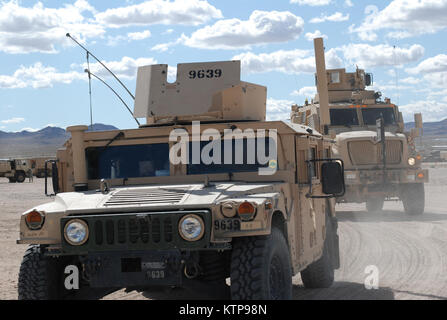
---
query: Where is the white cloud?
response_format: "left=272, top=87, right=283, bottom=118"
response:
left=0, top=0, right=104, bottom=54
left=1, top=117, right=25, bottom=124
left=406, top=54, right=447, bottom=75
left=266, top=98, right=295, bottom=121
left=350, top=1, right=447, bottom=40
left=399, top=100, right=447, bottom=122
left=344, top=0, right=353, bottom=7
left=339, top=43, right=425, bottom=68
left=290, top=0, right=332, bottom=6
left=107, top=30, right=152, bottom=46
left=310, top=12, right=349, bottom=23
left=86, top=57, right=157, bottom=79
left=20, top=127, right=40, bottom=133
left=180, top=10, right=304, bottom=50
left=400, top=77, right=422, bottom=85
left=233, top=48, right=343, bottom=75
left=305, top=30, right=328, bottom=41
left=127, top=30, right=151, bottom=41
left=96, top=0, right=222, bottom=28
left=291, top=86, right=317, bottom=98
left=0, top=63, right=84, bottom=89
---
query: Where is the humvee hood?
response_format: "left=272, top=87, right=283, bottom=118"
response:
left=40, top=183, right=283, bottom=215
left=335, top=130, right=406, bottom=142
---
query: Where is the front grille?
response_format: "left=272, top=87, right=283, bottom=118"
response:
left=94, top=216, right=173, bottom=246
left=104, top=188, right=187, bottom=207
left=348, top=140, right=402, bottom=165
left=61, top=210, right=210, bottom=253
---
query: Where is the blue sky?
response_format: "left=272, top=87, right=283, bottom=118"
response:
left=1, top=0, right=447, bottom=132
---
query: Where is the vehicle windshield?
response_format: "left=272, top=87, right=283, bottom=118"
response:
left=86, top=143, right=170, bottom=179
left=187, top=137, right=275, bottom=175
left=361, top=107, right=396, bottom=125
left=330, top=108, right=359, bottom=126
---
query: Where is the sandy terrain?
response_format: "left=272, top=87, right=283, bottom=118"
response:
left=1, top=165, right=446, bottom=300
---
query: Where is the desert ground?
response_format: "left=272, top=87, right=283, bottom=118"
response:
left=1, top=164, right=446, bottom=300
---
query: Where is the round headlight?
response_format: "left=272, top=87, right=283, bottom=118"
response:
left=64, top=219, right=89, bottom=246
left=178, top=214, right=204, bottom=242
left=408, top=157, right=416, bottom=166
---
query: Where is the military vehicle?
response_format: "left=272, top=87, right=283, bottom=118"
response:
left=291, top=38, right=428, bottom=215
left=31, top=157, right=55, bottom=178
left=17, top=60, right=345, bottom=300
left=0, top=158, right=32, bottom=183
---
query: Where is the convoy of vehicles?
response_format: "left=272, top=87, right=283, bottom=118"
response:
left=291, top=38, right=428, bottom=215
left=17, top=60, right=345, bottom=300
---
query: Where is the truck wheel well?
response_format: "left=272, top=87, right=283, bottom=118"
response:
left=271, top=211, right=287, bottom=239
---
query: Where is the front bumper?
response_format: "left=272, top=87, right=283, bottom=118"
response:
left=344, top=168, right=429, bottom=186
left=81, top=250, right=184, bottom=288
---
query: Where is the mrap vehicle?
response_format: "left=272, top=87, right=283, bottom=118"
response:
left=17, top=60, right=345, bottom=300
left=291, top=38, right=428, bottom=215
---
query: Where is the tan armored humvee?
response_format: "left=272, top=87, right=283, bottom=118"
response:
left=17, top=60, right=345, bottom=300
left=291, top=38, right=428, bottom=215
left=0, top=158, right=33, bottom=183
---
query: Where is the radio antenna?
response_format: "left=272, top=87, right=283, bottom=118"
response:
left=66, top=33, right=135, bottom=100
left=85, top=69, right=140, bottom=126
left=86, top=52, right=93, bottom=131
left=393, top=45, right=400, bottom=105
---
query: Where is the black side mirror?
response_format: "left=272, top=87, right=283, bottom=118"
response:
left=365, top=73, right=373, bottom=86
left=321, top=161, right=345, bottom=196
left=45, top=160, right=59, bottom=196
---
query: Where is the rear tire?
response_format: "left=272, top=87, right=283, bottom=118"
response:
left=16, top=172, right=26, bottom=183
left=230, top=227, right=292, bottom=300
left=401, top=183, right=425, bottom=215
left=366, top=196, right=384, bottom=213
left=301, top=213, right=336, bottom=288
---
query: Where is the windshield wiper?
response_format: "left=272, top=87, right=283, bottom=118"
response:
left=98, top=131, right=125, bottom=154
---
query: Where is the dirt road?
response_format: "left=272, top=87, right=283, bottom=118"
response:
left=1, top=165, right=446, bottom=300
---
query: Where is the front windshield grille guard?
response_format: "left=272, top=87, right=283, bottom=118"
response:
left=305, top=158, right=345, bottom=199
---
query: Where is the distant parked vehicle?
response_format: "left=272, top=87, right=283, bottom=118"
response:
left=0, top=159, right=32, bottom=183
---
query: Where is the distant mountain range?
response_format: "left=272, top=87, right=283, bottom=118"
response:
left=0, top=119, right=446, bottom=159
left=0, top=123, right=118, bottom=158
left=405, top=118, right=447, bottom=136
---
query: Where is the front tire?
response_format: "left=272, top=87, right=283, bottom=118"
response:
left=401, top=183, right=425, bottom=215
left=230, top=227, right=292, bottom=300
left=18, top=245, right=66, bottom=300
left=16, top=171, right=26, bottom=183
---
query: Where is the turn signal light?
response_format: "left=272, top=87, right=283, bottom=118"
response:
left=417, top=173, right=424, bottom=179
left=25, top=210, right=45, bottom=230
left=237, top=202, right=257, bottom=221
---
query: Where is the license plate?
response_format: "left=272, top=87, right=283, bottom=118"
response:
left=146, top=270, right=165, bottom=279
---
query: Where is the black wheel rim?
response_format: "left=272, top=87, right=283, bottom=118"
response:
left=269, top=254, right=285, bottom=300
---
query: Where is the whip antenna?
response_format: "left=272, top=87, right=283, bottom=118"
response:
left=86, top=52, right=93, bottom=131
left=66, top=33, right=135, bottom=100
left=84, top=70, right=140, bottom=126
